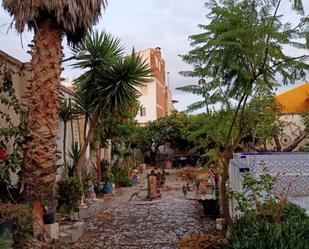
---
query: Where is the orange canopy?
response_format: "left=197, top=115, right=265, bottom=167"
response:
left=276, top=83, right=309, bottom=114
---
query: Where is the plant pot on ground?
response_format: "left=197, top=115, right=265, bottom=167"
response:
left=42, top=205, right=56, bottom=225
left=0, top=203, right=16, bottom=238
left=0, top=221, right=15, bottom=237
left=57, top=176, right=83, bottom=216
left=102, top=183, right=114, bottom=194
left=102, top=170, right=115, bottom=194
left=0, top=203, right=33, bottom=240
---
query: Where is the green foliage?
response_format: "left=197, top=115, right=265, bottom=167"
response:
left=66, top=142, right=81, bottom=177
left=73, top=31, right=150, bottom=118
left=72, top=31, right=150, bottom=179
left=243, top=93, right=285, bottom=149
left=181, top=0, right=308, bottom=104
left=57, top=177, right=83, bottom=214
left=59, top=99, right=79, bottom=123
left=229, top=170, right=277, bottom=213
left=13, top=204, right=33, bottom=239
left=135, top=110, right=191, bottom=152
left=179, top=0, right=308, bottom=218
left=111, top=167, right=131, bottom=187
left=0, top=62, right=27, bottom=187
left=228, top=171, right=309, bottom=248
left=280, top=202, right=308, bottom=222
left=0, top=232, right=12, bottom=249
left=227, top=209, right=309, bottom=249
left=101, top=161, right=114, bottom=183
left=113, top=141, right=132, bottom=160
left=179, top=0, right=309, bottom=150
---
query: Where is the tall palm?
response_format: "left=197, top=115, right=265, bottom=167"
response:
left=59, top=99, right=79, bottom=167
left=2, top=1, right=107, bottom=202
left=73, top=31, right=150, bottom=183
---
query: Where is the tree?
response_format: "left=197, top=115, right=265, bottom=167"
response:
left=135, top=111, right=192, bottom=153
left=73, top=31, right=150, bottom=183
left=180, top=0, right=309, bottom=220
left=243, top=93, right=285, bottom=152
left=59, top=99, right=79, bottom=167
left=2, top=0, right=107, bottom=203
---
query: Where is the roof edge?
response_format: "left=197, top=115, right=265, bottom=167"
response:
left=0, top=50, right=24, bottom=68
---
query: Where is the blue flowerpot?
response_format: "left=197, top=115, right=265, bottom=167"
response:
left=102, top=183, right=113, bottom=194
left=130, top=176, right=137, bottom=186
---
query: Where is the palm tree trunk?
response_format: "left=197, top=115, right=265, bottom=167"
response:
left=21, top=19, right=63, bottom=203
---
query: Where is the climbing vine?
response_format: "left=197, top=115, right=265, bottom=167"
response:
left=0, top=62, right=27, bottom=185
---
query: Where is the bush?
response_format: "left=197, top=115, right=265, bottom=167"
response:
left=227, top=205, right=309, bottom=249
left=0, top=232, right=12, bottom=249
left=57, top=177, right=83, bottom=215
left=228, top=171, right=309, bottom=249
left=111, top=167, right=131, bottom=187
left=280, top=202, right=308, bottom=222
left=13, top=204, right=33, bottom=240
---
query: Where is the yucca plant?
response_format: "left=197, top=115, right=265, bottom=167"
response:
left=73, top=31, right=150, bottom=183
left=59, top=99, right=79, bottom=166
left=66, top=142, right=81, bottom=178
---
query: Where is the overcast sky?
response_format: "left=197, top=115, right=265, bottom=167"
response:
left=0, top=0, right=308, bottom=112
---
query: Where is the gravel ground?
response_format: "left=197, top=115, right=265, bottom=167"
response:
left=20, top=169, right=221, bottom=249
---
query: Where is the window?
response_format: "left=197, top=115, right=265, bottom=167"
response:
left=140, top=107, right=146, bottom=117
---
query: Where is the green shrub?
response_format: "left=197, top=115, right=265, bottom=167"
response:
left=111, top=167, right=131, bottom=187
left=13, top=204, right=33, bottom=240
left=280, top=202, right=308, bottom=222
left=228, top=171, right=309, bottom=249
left=0, top=232, right=12, bottom=249
left=227, top=206, right=309, bottom=249
left=57, top=177, right=83, bottom=214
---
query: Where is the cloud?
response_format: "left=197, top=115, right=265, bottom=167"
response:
left=0, top=0, right=308, bottom=112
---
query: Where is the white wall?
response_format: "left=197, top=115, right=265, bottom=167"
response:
left=136, top=77, right=157, bottom=124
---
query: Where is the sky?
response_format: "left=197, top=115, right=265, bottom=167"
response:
left=0, top=0, right=309, bottom=112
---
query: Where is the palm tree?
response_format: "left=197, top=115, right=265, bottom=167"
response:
left=59, top=99, right=79, bottom=167
left=2, top=1, right=107, bottom=201
left=73, top=31, right=150, bottom=183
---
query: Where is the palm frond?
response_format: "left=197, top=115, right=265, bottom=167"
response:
left=2, top=0, right=107, bottom=43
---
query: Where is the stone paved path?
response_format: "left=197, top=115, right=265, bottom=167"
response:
left=26, top=169, right=218, bottom=249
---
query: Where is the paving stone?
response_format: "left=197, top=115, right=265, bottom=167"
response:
left=44, top=223, right=59, bottom=240
left=20, top=169, right=222, bottom=249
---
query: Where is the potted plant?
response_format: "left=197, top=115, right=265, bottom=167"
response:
left=57, top=176, right=83, bottom=215
left=0, top=203, right=15, bottom=237
left=0, top=203, right=33, bottom=240
left=94, top=181, right=104, bottom=193
left=102, top=171, right=115, bottom=194
left=42, top=205, right=56, bottom=225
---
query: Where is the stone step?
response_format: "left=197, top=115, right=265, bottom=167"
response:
left=59, top=231, right=72, bottom=243
left=59, top=222, right=84, bottom=243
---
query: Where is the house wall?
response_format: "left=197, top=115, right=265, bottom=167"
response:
left=229, top=152, right=309, bottom=217
left=267, top=113, right=307, bottom=151
left=135, top=47, right=173, bottom=124
left=0, top=50, right=83, bottom=183
left=136, top=77, right=157, bottom=124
